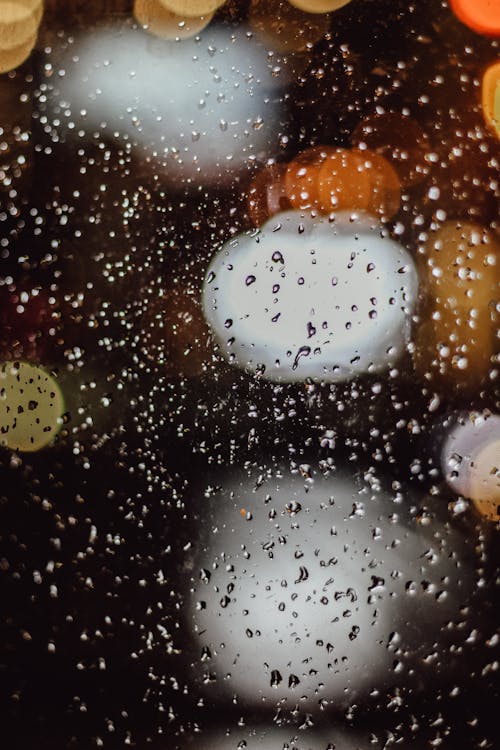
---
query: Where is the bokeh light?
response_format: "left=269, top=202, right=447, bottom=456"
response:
left=0, top=360, right=64, bottom=452
left=203, top=210, right=417, bottom=382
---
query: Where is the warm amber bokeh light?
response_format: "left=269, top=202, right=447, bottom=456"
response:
left=0, top=1, right=40, bottom=49
left=0, top=360, right=64, bottom=452
left=414, top=221, right=500, bottom=387
left=134, top=0, right=213, bottom=39
left=450, top=0, right=500, bottom=37
left=317, top=148, right=372, bottom=213
left=157, top=0, right=225, bottom=19
left=284, top=146, right=335, bottom=210
left=0, top=32, right=36, bottom=73
left=482, top=61, right=500, bottom=139
left=288, top=0, right=352, bottom=14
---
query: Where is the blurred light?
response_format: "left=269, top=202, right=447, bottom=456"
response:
left=449, top=0, right=500, bottom=37
left=482, top=61, right=500, bottom=139
left=203, top=210, right=417, bottom=382
left=0, top=0, right=42, bottom=73
left=317, top=148, right=371, bottom=212
left=442, top=412, right=500, bottom=522
left=158, top=0, right=225, bottom=17
left=0, top=33, right=36, bottom=73
left=138, top=287, right=212, bottom=376
left=187, top=466, right=476, bottom=709
left=285, top=145, right=335, bottom=210
left=288, top=0, right=352, bottom=14
left=354, top=148, right=401, bottom=220
left=0, top=0, right=41, bottom=48
left=183, top=726, right=367, bottom=749
left=0, top=361, right=64, bottom=452
left=47, top=25, right=287, bottom=187
left=413, top=221, right=499, bottom=387
left=133, top=0, right=214, bottom=40
left=247, top=162, right=291, bottom=227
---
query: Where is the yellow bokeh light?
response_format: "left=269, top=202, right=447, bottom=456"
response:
left=288, top=0, right=351, bottom=14
left=0, top=32, right=36, bottom=73
left=414, top=221, right=499, bottom=387
left=482, top=61, right=500, bottom=140
left=0, top=0, right=42, bottom=50
left=134, top=0, right=213, bottom=39
left=0, top=361, right=64, bottom=453
left=157, top=0, right=225, bottom=20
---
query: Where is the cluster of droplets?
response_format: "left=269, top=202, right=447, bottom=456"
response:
left=0, top=1, right=499, bottom=748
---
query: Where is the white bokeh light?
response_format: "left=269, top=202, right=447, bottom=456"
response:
left=442, top=412, right=500, bottom=514
left=203, top=211, right=418, bottom=382
left=186, top=466, right=475, bottom=709
left=45, top=24, right=287, bottom=186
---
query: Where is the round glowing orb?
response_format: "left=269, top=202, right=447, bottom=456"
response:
left=0, top=31, right=36, bottom=73
left=284, top=145, right=335, bottom=210
left=202, top=210, right=418, bottom=382
left=288, top=0, right=352, bottom=14
left=158, top=0, right=225, bottom=18
left=0, top=361, right=64, bottom=452
left=134, top=0, right=213, bottom=40
left=442, top=413, right=500, bottom=522
left=413, top=221, right=499, bottom=387
left=0, top=0, right=41, bottom=50
left=482, top=61, right=500, bottom=139
left=317, top=148, right=372, bottom=213
left=449, top=0, right=500, bottom=37
left=186, top=465, right=476, bottom=709
left=47, top=25, right=287, bottom=187
left=249, top=0, right=330, bottom=54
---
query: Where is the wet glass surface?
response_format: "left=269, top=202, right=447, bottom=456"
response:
left=1, top=1, right=499, bottom=748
